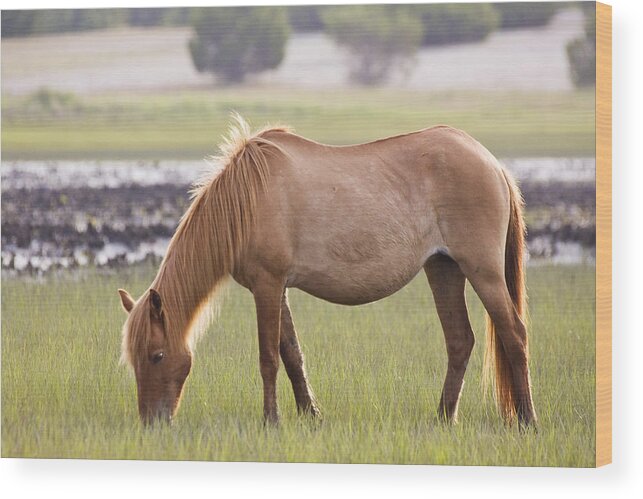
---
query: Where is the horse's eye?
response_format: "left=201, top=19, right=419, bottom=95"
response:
left=151, top=352, right=165, bottom=364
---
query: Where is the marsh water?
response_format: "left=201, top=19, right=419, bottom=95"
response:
left=1, top=157, right=595, bottom=274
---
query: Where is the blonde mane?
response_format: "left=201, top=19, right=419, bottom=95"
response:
left=122, top=115, right=291, bottom=367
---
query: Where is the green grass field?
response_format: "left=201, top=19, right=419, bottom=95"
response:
left=1, top=88, right=595, bottom=159
left=1, top=264, right=595, bottom=466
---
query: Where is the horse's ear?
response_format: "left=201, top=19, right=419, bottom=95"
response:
left=149, top=288, right=163, bottom=320
left=118, top=289, right=135, bottom=314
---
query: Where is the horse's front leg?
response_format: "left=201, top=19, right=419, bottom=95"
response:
left=253, top=274, right=285, bottom=425
left=280, top=291, right=320, bottom=417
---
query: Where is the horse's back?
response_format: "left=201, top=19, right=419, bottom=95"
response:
left=263, top=125, right=505, bottom=189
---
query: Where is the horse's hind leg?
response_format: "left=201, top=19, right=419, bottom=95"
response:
left=459, top=260, right=536, bottom=427
left=424, top=254, right=474, bottom=423
left=280, top=292, right=320, bottom=417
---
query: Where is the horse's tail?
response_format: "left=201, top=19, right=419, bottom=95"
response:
left=483, top=168, right=527, bottom=423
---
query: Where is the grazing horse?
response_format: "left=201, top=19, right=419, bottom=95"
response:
left=118, top=116, right=536, bottom=428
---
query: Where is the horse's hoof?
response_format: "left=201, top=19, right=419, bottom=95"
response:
left=309, top=405, right=322, bottom=418
left=436, top=407, right=457, bottom=425
left=297, top=402, right=322, bottom=418
left=263, top=414, right=280, bottom=428
left=518, top=421, right=538, bottom=434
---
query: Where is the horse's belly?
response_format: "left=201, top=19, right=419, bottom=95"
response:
left=292, top=272, right=419, bottom=306
left=287, top=248, right=430, bottom=306
left=284, top=204, right=443, bottom=305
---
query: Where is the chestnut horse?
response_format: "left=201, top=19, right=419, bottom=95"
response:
left=118, top=116, right=536, bottom=428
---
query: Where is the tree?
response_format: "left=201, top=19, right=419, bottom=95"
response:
left=188, top=7, right=290, bottom=84
left=322, top=5, right=423, bottom=85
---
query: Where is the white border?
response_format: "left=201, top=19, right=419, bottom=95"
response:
left=1, top=0, right=641, bottom=497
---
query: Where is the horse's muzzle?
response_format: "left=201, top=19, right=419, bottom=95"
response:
left=140, top=401, right=174, bottom=426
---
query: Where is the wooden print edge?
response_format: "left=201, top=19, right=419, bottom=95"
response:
left=595, top=1, right=612, bottom=468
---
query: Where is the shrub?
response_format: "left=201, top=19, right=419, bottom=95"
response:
left=22, top=88, right=82, bottom=117
left=322, top=5, right=423, bottom=85
left=188, top=7, right=290, bottom=84
left=416, top=4, right=499, bottom=46
left=494, top=2, right=560, bottom=29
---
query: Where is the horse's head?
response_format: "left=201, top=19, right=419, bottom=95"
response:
left=118, top=288, right=192, bottom=425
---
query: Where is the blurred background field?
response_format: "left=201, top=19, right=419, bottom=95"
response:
left=1, top=2, right=596, bottom=272
left=1, top=2, right=597, bottom=465
left=1, top=88, right=593, bottom=159
left=1, top=5, right=595, bottom=159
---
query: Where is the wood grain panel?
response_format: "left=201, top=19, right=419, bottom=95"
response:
left=595, top=1, right=612, bottom=468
